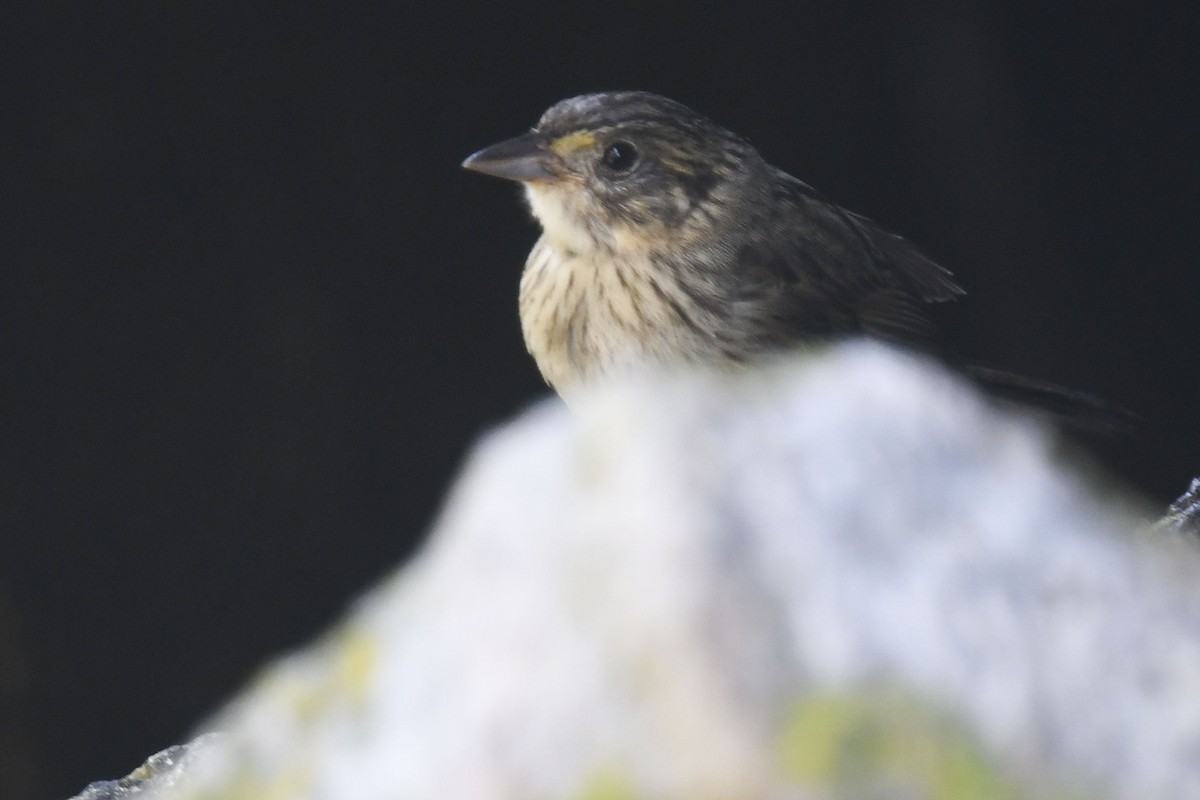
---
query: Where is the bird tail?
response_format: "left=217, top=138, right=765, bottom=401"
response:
left=965, top=364, right=1137, bottom=436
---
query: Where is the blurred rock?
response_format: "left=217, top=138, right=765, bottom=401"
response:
left=67, top=343, right=1200, bottom=799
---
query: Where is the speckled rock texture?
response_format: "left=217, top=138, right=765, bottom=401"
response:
left=68, top=343, right=1200, bottom=800
left=68, top=735, right=224, bottom=800
left=1159, top=477, right=1200, bottom=537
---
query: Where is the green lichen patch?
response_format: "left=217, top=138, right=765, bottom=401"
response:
left=574, top=768, right=641, bottom=800
left=777, top=691, right=1029, bottom=800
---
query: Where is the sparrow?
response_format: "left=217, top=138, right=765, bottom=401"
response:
left=462, top=90, right=1109, bottom=428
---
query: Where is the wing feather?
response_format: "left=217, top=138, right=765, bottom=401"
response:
left=729, top=170, right=962, bottom=347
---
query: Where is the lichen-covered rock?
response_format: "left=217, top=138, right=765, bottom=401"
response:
left=67, top=343, right=1200, bottom=799
left=1158, top=477, right=1200, bottom=537
left=68, top=734, right=223, bottom=800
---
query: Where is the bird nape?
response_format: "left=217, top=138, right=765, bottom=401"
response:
left=462, top=90, right=1123, bottom=432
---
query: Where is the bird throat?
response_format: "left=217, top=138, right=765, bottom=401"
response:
left=523, top=184, right=601, bottom=260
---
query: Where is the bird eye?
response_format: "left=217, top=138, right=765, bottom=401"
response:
left=601, top=141, right=638, bottom=173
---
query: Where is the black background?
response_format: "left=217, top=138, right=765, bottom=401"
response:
left=3, top=3, right=1197, bottom=798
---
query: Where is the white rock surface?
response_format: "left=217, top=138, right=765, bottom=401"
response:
left=70, top=343, right=1200, bottom=799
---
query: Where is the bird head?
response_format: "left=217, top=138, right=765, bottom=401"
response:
left=463, top=91, right=765, bottom=259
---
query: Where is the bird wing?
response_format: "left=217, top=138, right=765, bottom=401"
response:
left=729, top=170, right=963, bottom=347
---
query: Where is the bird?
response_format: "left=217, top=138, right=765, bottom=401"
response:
left=461, top=90, right=1112, bottom=426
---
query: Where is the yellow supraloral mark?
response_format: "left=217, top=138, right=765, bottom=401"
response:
left=550, top=130, right=599, bottom=156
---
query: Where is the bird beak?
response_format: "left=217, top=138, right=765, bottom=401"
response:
left=462, top=132, right=566, bottom=183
